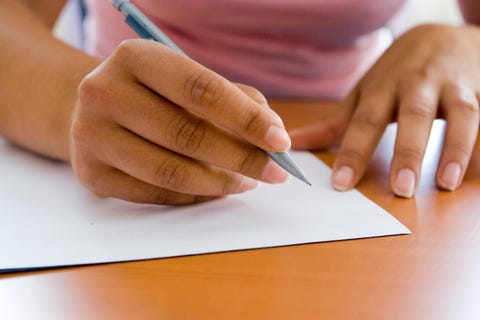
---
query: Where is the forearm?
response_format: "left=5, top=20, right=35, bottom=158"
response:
left=0, top=0, right=100, bottom=161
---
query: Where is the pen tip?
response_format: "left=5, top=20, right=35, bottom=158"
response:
left=294, top=172, right=311, bottom=186
left=299, top=176, right=311, bottom=186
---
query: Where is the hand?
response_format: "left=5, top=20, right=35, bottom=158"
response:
left=70, top=39, right=289, bottom=205
left=290, top=24, right=480, bottom=197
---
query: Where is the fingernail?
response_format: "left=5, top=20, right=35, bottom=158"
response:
left=440, top=162, right=461, bottom=191
left=237, top=176, right=258, bottom=193
left=332, top=166, right=354, bottom=191
left=266, top=125, right=291, bottom=151
left=394, top=168, right=416, bottom=198
left=263, top=161, right=288, bottom=183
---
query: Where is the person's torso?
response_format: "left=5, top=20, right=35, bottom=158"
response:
left=84, top=0, right=406, bottom=99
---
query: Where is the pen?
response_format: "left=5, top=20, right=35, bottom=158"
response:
left=110, top=0, right=311, bottom=186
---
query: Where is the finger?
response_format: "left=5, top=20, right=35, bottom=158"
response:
left=235, top=83, right=269, bottom=108
left=108, top=82, right=287, bottom=184
left=78, top=123, right=262, bottom=196
left=111, top=39, right=290, bottom=152
left=235, top=83, right=288, bottom=132
left=390, top=82, right=439, bottom=198
left=331, top=85, right=395, bottom=191
left=81, top=163, right=216, bottom=205
left=436, top=85, right=479, bottom=191
left=289, top=87, right=359, bottom=150
left=71, top=141, right=215, bottom=205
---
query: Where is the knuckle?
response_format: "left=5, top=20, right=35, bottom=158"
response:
left=148, top=188, right=171, bottom=205
left=242, top=108, right=263, bottom=134
left=78, top=74, right=102, bottom=105
left=78, top=72, right=114, bottom=111
left=184, top=72, right=225, bottom=108
left=402, top=100, right=434, bottom=120
left=113, top=39, right=143, bottom=60
left=236, top=148, right=262, bottom=175
left=404, top=56, right=440, bottom=82
left=417, top=61, right=438, bottom=80
left=170, top=116, right=207, bottom=154
left=351, top=110, right=382, bottom=131
left=70, top=120, right=87, bottom=145
left=70, top=120, right=96, bottom=149
left=338, top=147, right=369, bottom=164
left=220, top=172, right=236, bottom=194
left=456, top=98, right=479, bottom=114
left=447, top=141, right=472, bottom=159
left=153, top=159, right=187, bottom=191
left=394, top=144, right=424, bottom=163
left=110, top=39, right=150, bottom=73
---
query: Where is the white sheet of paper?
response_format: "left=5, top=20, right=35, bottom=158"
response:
left=0, top=140, right=409, bottom=272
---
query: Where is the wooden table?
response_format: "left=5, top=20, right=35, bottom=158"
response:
left=2, top=101, right=480, bottom=320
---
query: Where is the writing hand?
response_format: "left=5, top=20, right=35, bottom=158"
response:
left=70, top=39, right=289, bottom=204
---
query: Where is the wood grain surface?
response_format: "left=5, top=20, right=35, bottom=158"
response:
left=2, top=100, right=480, bottom=320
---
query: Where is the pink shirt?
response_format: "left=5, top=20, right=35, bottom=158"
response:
left=83, top=0, right=406, bottom=99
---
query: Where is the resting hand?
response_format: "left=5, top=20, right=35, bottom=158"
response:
left=70, top=39, right=289, bottom=205
left=290, top=24, right=480, bottom=197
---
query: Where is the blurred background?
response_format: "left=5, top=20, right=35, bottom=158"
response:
left=55, top=0, right=465, bottom=49
left=405, top=0, right=462, bottom=24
